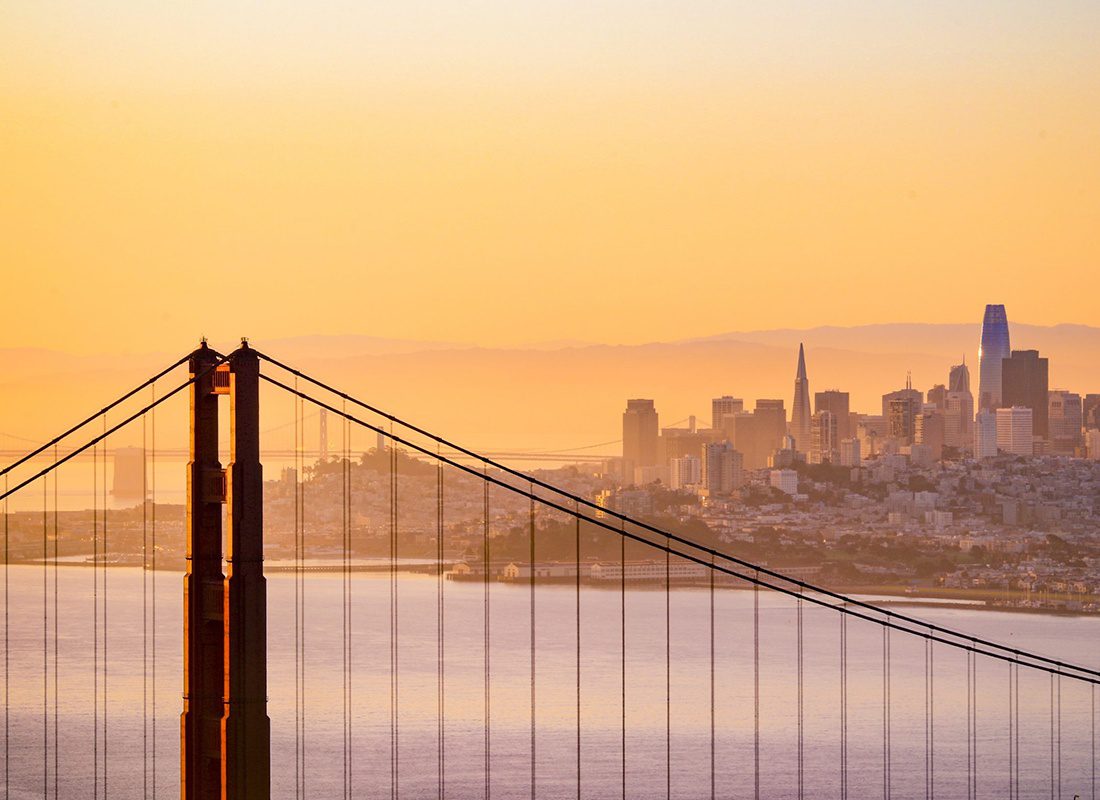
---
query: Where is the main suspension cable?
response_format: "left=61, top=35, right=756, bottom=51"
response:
left=254, top=362, right=1100, bottom=683
left=0, top=356, right=231, bottom=506
left=260, top=374, right=1100, bottom=685
left=0, top=354, right=190, bottom=481
left=252, top=351, right=1100, bottom=680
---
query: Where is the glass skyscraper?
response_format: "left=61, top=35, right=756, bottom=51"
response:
left=978, top=304, right=1011, bottom=411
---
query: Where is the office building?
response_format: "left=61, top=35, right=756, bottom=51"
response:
left=809, top=410, right=839, bottom=464
left=838, top=437, right=861, bottom=467
left=1087, top=429, right=1100, bottom=460
left=882, top=376, right=923, bottom=421
left=1048, top=390, right=1083, bottom=455
left=856, top=415, right=887, bottom=458
left=668, top=455, right=702, bottom=491
left=659, top=428, right=713, bottom=463
left=769, top=469, right=799, bottom=496
left=926, top=384, right=947, bottom=411
left=1084, top=394, right=1100, bottom=431
left=996, top=406, right=1034, bottom=457
left=914, top=411, right=945, bottom=461
left=754, top=399, right=788, bottom=455
left=814, top=390, right=851, bottom=441
left=978, top=304, right=1011, bottom=411
left=949, top=360, right=971, bottom=394
left=975, top=410, right=998, bottom=459
left=622, top=399, right=659, bottom=482
left=790, top=344, right=812, bottom=453
left=711, top=396, right=744, bottom=431
left=887, top=394, right=922, bottom=444
left=1001, top=350, right=1049, bottom=438
left=943, top=390, right=974, bottom=451
left=702, top=442, right=744, bottom=495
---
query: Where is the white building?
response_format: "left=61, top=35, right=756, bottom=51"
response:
left=669, top=455, right=702, bottom=490
left=838, top=437, right=861, bottom=467
left=974, top=410, right=998, bottom=459
left=1086, top=429, right=1100, bottom=461
left=769, top=469, right=799, bottom=496
left=590, top=560, right=708, bottom=582
left=996, top=406, right=1034, bottom=457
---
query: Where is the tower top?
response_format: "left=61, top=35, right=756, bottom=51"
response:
left=796, top=343, right=807, bottom=381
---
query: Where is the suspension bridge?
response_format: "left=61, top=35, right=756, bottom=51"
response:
left=1, top=341, right=1097, bottom=799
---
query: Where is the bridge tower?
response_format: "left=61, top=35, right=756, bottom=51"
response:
left=182, top=341, right=270, bottom=800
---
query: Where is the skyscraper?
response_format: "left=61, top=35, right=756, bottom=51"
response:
left=996, top=406, right=1034, bottom=457
left=978, top=304, right=1011, bottom=411
left=622, top=399, right=659, bottom=483
left=711, top=396, right=744, bottom=431
left=949, top=359, right=971, bottom=394
left=809, top=410, right=838, bottom=464
left=790, top=344, right=812, bottom=453
left=1048, top=390, right=1083, bottom=455
left=814, top=390, right=851, bottom=441
left=975, top=410, right=998, bottom=459
left=1083, top=394, right=1100, bottom=431
left=1001, top=349, right=1049, bottom=438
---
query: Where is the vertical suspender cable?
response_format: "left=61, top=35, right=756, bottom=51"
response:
left=93, top=442, right=99, bottom=799
left=971, top=641, right=977, bottom=800
left=929, top=634, right=934, bottom=800
left=884, top=626, right=891, bottom=800
left=150, top=388, right=157, bottom=800
left=529, top=490, right=536, bottom=800
left=710, top=560, right=716, bottom=800
left=52, top=449, right=58, bottom=800
left=840, top=611, right=847, bottom=800
left=437, top=452, right=445, bottom=800
left=1057, top=674, right=1062, bottom=800
left=1092, top=682, right=1095, bottom=800
left=300, top=397, right=307, bottom=798
left=483, top=473, right=491, bottom=800
left=1014, top=662, right=1020, bottom=796
left=1050, top=674, right=1055, bottom=800
left=575, top=505, right=581, bottom=800
left=665, top=536, right=670, bottom=800
left=620, top=521, right=626, bottom=800
left=924, top=636, right=930, bottom=800
left=797, top=590, right=804, bottom=800
left=42, top=465, right=48, bottom=796
left=293, top=385, right=301, bottom=800
left=753, top=575, right=760, bottom=800
left=390, top=424, right=398, bottom=800
left=3, top=471, right=7, bottom=800
left=342, top=407, right=349, bottom=800
left=102, top=417, right=108, bottom=796
left=967, top=650, right=973, bottom=800
left=1008, top=664, right=1014, bottom=800
left=143, top=417, right=149, bottom=800
left=347, top=414, right=353, bottom=798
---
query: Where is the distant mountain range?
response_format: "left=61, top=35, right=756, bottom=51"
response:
left=2, top=323, right=1097, bottom=455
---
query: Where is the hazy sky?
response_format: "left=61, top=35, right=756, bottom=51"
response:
left=3, top=2, right=1098, bottom=353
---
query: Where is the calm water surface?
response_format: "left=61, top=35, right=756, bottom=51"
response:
left=3, top=565, right=1099, bottom=799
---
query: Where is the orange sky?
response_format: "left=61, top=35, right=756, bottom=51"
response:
left=2, top=2, right=1098, bottom=353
